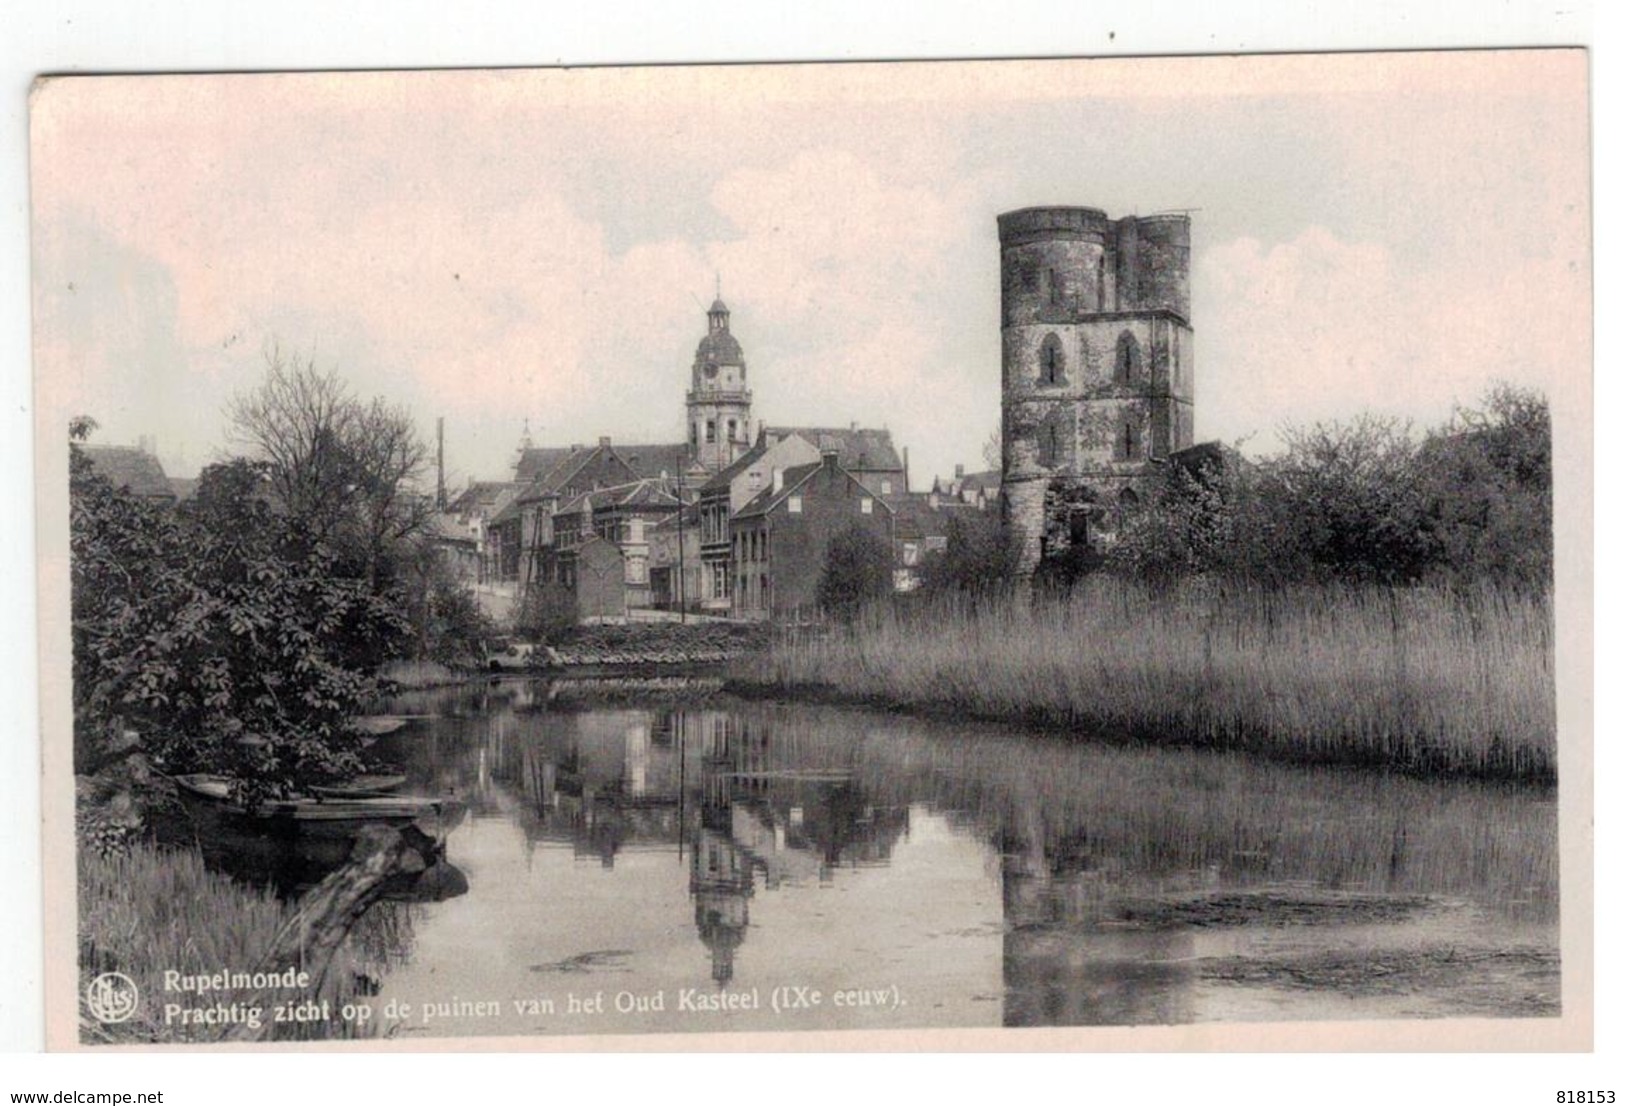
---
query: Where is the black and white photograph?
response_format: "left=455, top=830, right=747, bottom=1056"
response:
left=29, top=50, right=1590, bottom=1052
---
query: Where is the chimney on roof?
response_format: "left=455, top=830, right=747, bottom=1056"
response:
left=821, top=449, right=840, bottom=474
left=955, top=463, right=965, bottom=479
left=599, top=436, right=611, bottom=448
left=850, top=421, right=857, bottom=431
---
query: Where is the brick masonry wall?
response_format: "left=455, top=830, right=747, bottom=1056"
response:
left=761, top=465, right=894, bottom=616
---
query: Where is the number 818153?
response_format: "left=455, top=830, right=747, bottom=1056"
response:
left=1557, top=1093, right=1615, bottom=1103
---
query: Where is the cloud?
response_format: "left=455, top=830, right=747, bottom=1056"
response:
left=1197, top=225, right=1582, bottom=452
left=30, top=63, right=1587, bottom=485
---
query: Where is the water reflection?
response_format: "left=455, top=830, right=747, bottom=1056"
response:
left=359, top=683, right=1558, bottom=1033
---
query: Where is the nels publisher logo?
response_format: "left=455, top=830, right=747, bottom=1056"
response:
left=85, top=971, right=139, bottom=1024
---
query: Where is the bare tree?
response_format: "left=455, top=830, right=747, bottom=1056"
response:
left=982, top=424, right=1002, bottom=473
left=348, top=395, right=433, bottom=587
left=228, top=346, right=430, bottom=585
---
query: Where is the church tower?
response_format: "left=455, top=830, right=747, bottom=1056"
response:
left=998, top=207, right=1195, bottom=578
left=687, top=294, right=753, bottom=472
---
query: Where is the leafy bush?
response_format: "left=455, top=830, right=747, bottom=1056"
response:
left=513, top=581, right=579, bottom=643
left=71, top=448, right=407, bottom=804
left=917, top=510, right=1019, bottom=600
left=1105, top=384, right=1552, bottom=591
left=817, top=525, right=895, bottom=621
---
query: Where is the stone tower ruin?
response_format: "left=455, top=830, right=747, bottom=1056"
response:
left=998, top=206, right=1195, bottom=578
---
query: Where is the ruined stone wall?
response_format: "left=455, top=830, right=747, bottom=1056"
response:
left=998, top=207, right=1194, bottom=577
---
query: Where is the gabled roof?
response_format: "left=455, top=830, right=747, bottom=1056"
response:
left=78, top=445, right=176, bottom=500
left=698, top=439, right=771, bottom=493
left=522, top=447, right=599, bottom=501
left=447, top=481, right=520, bottom=515
left=613, top=443, right=691, bottom=482
left=761, top=426, right=903, bottom=472
left=735, top=461, right=896, bottom=521
left=514, top=446, right=577, bottom=484
left=556, top=479, right=682, bottom=517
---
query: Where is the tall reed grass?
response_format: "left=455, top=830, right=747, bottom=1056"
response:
left=712, top=700, right=1558, bottom=922
left=77, top=842, right=402, bottom=1043
left=744, top=580, right=1556, bottom=781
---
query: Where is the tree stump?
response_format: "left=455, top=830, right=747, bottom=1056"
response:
left=219, top=824, right=440, bottom=1042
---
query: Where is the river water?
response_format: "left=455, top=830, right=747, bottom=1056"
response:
left=301, top=679, right=1557, bottom=1038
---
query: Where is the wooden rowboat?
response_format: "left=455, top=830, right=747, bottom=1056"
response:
left=171, top=773, right=464, bottom=834
left=309, top=773, right=409, bottom=798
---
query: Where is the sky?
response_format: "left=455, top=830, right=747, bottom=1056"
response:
left=30, top=51, right=1589, bottom=487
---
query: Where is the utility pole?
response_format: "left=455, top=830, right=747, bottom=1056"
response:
left=675, top=477, right=688, bottom=624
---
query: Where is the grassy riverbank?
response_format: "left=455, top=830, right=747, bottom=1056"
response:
left=78, top=842, right=398, bottom=1043
left=738, top=581, right=1555, bottom=781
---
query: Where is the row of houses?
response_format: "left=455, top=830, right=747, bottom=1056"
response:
left=444, top=427, right=1000, bottom=622
left=77, top=427, right=1005, bottom=627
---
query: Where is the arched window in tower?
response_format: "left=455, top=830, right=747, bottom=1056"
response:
left=1038, top=333, right=1066, bottom=386
left=691, top=421, right=699, bottom=447
left=705, top=420, right=716, bottom=444
left=1096, top=255, right=1106, bottom=311
left=1115, top=330, right=1141, bottom=384
left=726, top=419, right=737, bottom=442
left=1048, top=268, right=1062, bottom=306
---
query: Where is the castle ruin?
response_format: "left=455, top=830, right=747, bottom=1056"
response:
left=998, top=206, right=1195, bottom=578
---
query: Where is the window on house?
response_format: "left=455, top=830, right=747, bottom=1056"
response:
left=860, top=498, right=873, bottom=515
left=1115, top=331, right=1141, bottom=385
left=903, top=542, right=919, bottom=566
left=880, top=479, right=892, bottom=495
left=788, top=496, right=802, bottom=514
left=1038, top=333, right=1065, bottom=386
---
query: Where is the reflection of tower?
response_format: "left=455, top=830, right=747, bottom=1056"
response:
left=689, top=828, right=753, bottom=985
left=687, top=295, right=753, bottom=471
left=997, top=827, right=1198, bottom=1027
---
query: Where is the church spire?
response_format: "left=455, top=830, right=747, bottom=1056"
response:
left=707, top=279, right=730, bottom=334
